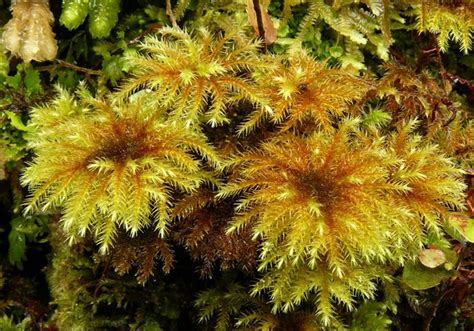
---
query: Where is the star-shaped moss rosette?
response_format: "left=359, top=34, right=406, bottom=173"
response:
left=219, top=118, right=465, bottom=324
left=22, top=87, right=220, bottom=252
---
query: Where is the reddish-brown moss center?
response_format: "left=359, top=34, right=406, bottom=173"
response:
left=297, top=170, right=340, bottom=209
left=92, top=119, right=154, bottom=163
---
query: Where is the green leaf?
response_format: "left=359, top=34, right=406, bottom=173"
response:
left=278, top=24, right=290, bottom=38
left=93, top=41, right=113, bottom=58
left=350, top=302, right=391, bottom=331
left=444, top=219, right=465, bottom=242
left=102, top=55, right=126, bottom=86
left=60, top=0, right=90, bottom=30
left=402, top=260, right=456, bottom=290
left=24, top=67, right=43, bottom=95
left=7, top=216, right=48, bottom=269
left=448, top=213, right=474, bottom=242
left=329, top=45, right=344, bottom=58
left=5, top=111, right=29, bottom=131
left=439, top=246, right=458, bottom=266
left=5, top=72, right=21, bottom=89
left=88, top=0, right=121, bottom=38
left=8, top=218, right=27, bottom=269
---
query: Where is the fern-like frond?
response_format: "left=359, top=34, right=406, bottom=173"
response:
left=387, top=120, right=467, bottom=233
left=434, top=117, right=474, bottom=168
left=282, top=0, right=394, bottom=67
left=253, top=263, right=381, bottom=328
left=110, top=228, right=174, bottom=284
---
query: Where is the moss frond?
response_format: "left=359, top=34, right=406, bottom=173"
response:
left=387, top=120, right=467, bottom=233
left=173, top=0, right=191, bottom=21
left=195, top=274, right=322, bottom=330
left=239, top=50, right=370, bottom=135
left=378, top=63, right=453, bottom=127
left=22, top=89, right=219, bottom=252
left=282, top=0, right=394, bottom=67
left=417, top=0, right=474, bottom=53
left=171, top=189, right=258, bottom=278
left=119, top=26, right=268, bottom=127
left=111, top=229, right=174, bottom=284
left=434, top=117, right=474, bottom=168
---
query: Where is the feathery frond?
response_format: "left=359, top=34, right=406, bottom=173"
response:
left=120, top=26, right=268, bottom=127
left=239, top=50, right=371, bottom=135
left=434, top=117, right=474, bottom=168
left=387, top=120, right=467, bottom=233
left=111, top=229, right=174, bottom=284
left=377, top=63, right=453, bottom=130
left=417, top=0, right=474, bottom=53
left=281, top=0, right=394, bottom=68
left=195, top=275, right=321, bottom=330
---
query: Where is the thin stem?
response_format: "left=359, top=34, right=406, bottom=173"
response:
left=36, top=60, right=101, bottom=76
left=422, top=286, right=453, bottom=331
left=252, top=0, right=267, bottom=53
left=166, top=0, right=178, bottom=28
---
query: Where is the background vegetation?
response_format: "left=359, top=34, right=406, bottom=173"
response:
left=0, top=0, right=473, bottom=330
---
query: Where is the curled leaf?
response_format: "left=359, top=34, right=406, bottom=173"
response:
left=246, top=0, right=277, bottom=45
left=448, top=213, right=474, bottom=242
left=419, top=248, right=446, bottom=268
